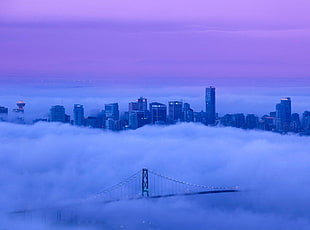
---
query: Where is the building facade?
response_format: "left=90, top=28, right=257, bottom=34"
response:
left=276, top=97, right=291, bottom=132
left=150, top=102, right=167, bottom=124
left=50, top=105, right=66, bottom=123
left=205, top=87, right=216, bottom=125
left=73, top=104, right=84, bottom=126
left=168, top=101, right=183, bottom=123
left=105, top=103, right=119, bottom=121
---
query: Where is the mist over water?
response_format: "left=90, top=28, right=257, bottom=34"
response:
left=1, top=122, right=310, bottom=229
left=1, top=0, right=309, bottom=228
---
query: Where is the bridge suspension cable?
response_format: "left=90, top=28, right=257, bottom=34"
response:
left=148, top=169, right=238, bottom=191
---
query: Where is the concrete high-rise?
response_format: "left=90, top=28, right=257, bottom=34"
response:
left=205, top=87, right=216, bottom=125
left=129, top=102, right=139, bottom=112
left=50, top=105, right=66, bottom=123
left=137, top=97, right=148, bottom=111
left=105, top=103, right=119, bottom=121
left=183, top=103, right=194, bottom=122
left=245, top=114, right=258, bottom=129
left=128, top=97, right=149, bottom=129
left=150, top=102, right=167, bottom=124
left=302, top=111, right=310, bottom=130
left=128, top=111, right=149, bottom=129
left=168, top=101, right=183, bottom=123
left=129, top=97, right=148, bottom=112
left=291, top=113, right=301, bottom=132
left=73, top=104, right=84, bottom=126
left=276, top=97, right=291, bottom=132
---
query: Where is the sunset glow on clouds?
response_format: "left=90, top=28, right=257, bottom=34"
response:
left=0, top=0, right=309, bottom=86
left=0, top=1, right=310, bottom=229
left=2, top=0, right=310, bottom=24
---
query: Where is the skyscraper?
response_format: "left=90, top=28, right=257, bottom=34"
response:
left=291, top=113, right=301, bottom=132
left=168, top=101, right=183, bottom=123
left=128, top=97, right=149, bottom=129
left=232, top=113, right=245, bottom=128
left=129, top=97, right=148, bottom=112
left=73, top=104, right=84, bottom=126
left=205, top=87, right=216, bottom=125
left=50, top=105, right=66, bottom=123
left=150, top=102, right=167, bottom=124
left=85, top=116, right=102, bottom=128
left=128, top=102, right=139, bottom=112
left=137, top=97, right=148, bottom=111
left=276, top=97, right=291, bottom=132
left=105, top=103, right=119, bottom=121
left=183, top=103, right=194, bottom=122
left=128, top=111, right=148, bottom=129
left=245, top=114, right=258, bottom=129
left=302, top=111, right=310, bottom=130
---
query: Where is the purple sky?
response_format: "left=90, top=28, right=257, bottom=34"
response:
left=0, top=0, right=309, bottom=86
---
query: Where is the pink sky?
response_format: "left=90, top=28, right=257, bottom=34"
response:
left=0, top=0, right=309, bottom=86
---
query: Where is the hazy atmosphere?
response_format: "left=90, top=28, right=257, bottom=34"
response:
left=0, top=0, right=309, bottom=229
left=1, top=85, right=310, bottom=123
left=1, top=122, right=310, bottom=229
left=1, top=0, right=309, bottom=85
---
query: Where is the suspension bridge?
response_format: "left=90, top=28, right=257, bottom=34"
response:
left=80, top=168, right=239, bottom=203
left=9, top=168, right=239, bottom=225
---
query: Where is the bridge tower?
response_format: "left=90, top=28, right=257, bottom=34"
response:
left=142, top=168, right=149, bottom=197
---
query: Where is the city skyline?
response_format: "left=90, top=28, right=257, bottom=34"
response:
left=1, top=87, right=309, bottom=135
left=1, top=0, right=309, bottom=229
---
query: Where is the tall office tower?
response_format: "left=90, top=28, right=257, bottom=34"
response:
left=232, top=113, right=245, bottom=128
left=270, top=112, right=276, bottom=118
left=245, top=114, right=258, bottom=129
left=183, top=103, right=194, bottom=122
left=291, top=113, right=301, bottom=132
left=302, top=111, right=310, bottom=130
left=50, top=105, right=66, bottom=123
left=73, top=104, right=84, bottom=126
left=261, top=115, right=275, bottom=131
left=128, top=97, right=149, bottom=129
left=128, top=111, right=149, bottom=129
left=275, top=97, right=292, bottom=132
left=128, top=112, right=139, bottom=129
left=114, top=120, right=123, bottom=131
left=129, top=97, right=148, bottom=112
left=105, top=103, right=119, bottom=121
left=168, top=101, right=183, bottom=123
left=221, top=114, right=233, bottom=127
left=150, top=102, right=167, bottom=124
left=105, top=118, right=115, bottom=131
left=205, top=87, right=216, bottom=125
left=0, top=106, right=8, bottom=121
left=85, top=116, right=102, bottom=128
left=129, top=102, right=139, bottom=112
left=137, top=97, right=148, bottom=111
left=194, top=111, right=205, bottom=123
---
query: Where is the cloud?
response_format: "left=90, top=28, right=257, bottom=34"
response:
left=1, top=0, right=310, bottom=28
left=1, top=1, right=309, bottom=83
left=1, top=122, right=310, bottom=229
left=1, top=21, right=309, bottom=81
